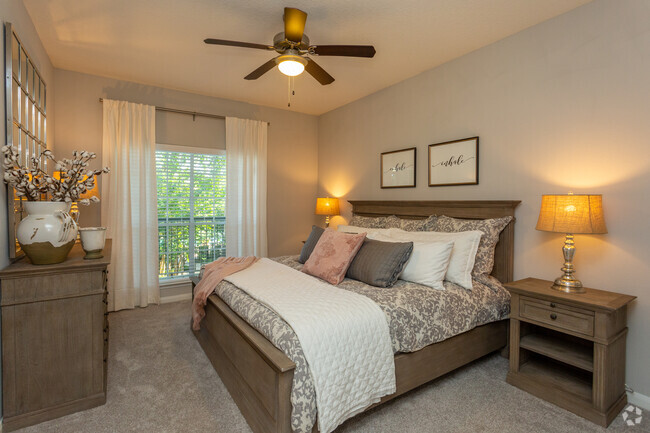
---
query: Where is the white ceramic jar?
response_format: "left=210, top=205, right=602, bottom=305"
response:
left=16, top=201, right=79, bottom=265
left=79, top=227, right=107, bottom=259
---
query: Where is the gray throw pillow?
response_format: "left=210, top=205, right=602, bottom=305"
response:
left=298, top=226, right=325, bottom=264
left=347, top=239, right=413, bottom=287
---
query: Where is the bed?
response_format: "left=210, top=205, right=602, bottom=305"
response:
left=192, top=200, right=520, bottom=433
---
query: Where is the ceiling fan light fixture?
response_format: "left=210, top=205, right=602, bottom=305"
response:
left=205, top=7, right=374, bottom=85
left=276, top=54, right=307, bottom=76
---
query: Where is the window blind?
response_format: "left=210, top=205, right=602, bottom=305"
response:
left=156, top=148, right=226, bottom=279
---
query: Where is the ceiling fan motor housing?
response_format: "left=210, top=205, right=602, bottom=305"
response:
left=273, top=32, right=310, bottom=52
left=275, top=50, right=307, bottom=64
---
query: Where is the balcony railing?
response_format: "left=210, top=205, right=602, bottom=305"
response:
left=158, top=216, right=226, bottom=280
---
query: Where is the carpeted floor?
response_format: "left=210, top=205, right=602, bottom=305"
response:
left=17, top=301, right=649, bottom=433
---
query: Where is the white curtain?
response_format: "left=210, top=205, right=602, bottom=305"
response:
left=101, top=99, right=159, bottom=310
left=225, top=117, right=268, bottom=257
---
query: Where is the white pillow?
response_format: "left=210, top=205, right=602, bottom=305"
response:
left=337, top=225, right=392, bottom=237
left=370, top=233, right=454, bottom=290
left=386, top=228, right=482, bottom=290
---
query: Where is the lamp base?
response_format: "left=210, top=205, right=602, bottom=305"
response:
left=550, top=233, right=585, bottom=294
left=551, top=276, right=585, bottom=294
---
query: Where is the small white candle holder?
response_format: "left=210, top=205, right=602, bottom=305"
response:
left=79, top=227, right=107, bottom=260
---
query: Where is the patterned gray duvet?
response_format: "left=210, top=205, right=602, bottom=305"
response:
left=212, top=256, right=510, bottom=433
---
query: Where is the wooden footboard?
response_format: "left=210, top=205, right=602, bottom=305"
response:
left=194, top=293, right=507, bottom=433
left=193, top=295, right=296, bottom=433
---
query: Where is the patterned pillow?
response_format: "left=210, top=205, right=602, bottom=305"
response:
left=298, top=225, right=325, bottom=264
left=302, top=229, right=366, bottom=285
left=349, top=214, right=401, bottom=229
left=398, top=215, right=437, bottom=231
left=432, top=215, right=513, bottom=276
left=346, top=239, right=413, bottom=288
left=473, top=273, right=507, bottom=293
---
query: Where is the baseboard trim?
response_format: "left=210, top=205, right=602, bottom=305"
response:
left=160, top=278, right=192, bottom=304
left=160, top=293, right=192, bottom=304
left=2, top=393, right=105, bottom=432
left=628, top=391, right=650, bottom=411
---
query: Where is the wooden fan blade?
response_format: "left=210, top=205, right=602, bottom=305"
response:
left=204, top=38, right=272, bottom=51
left=305, top=58, right=334, bottom=85
left=284, top=7, right=307, bottom=43
left=244, top=58, right=278, bottom=80
left=312, top=45, right=376, bottom=58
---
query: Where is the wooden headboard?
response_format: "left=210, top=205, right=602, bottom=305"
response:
left=349, top=200, right=521, bottom=284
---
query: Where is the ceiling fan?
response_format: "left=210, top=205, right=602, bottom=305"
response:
left=204, top=7, right=376, bottom=85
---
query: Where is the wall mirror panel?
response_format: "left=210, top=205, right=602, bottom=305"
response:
left=5, top=22, right=48, bottom=260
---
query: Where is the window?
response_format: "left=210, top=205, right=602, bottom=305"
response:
left=156, top=145, right=226, bottom=280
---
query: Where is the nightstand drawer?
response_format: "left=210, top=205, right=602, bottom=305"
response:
left=519, top=297, right=594, bottom=336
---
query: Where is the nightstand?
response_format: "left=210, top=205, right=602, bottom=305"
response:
left=505, top=278, right=635, bottom=427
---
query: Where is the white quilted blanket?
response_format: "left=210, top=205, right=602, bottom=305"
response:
left=225, top=258, right=396, bottom=433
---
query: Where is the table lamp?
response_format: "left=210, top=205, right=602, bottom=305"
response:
left=536, top=193, right=607, bottom=293
left=315, top=197, right=340, bottom=227
left=53, top=172, right=100, bottom=222
left=79, top=175, right=100, bottom=200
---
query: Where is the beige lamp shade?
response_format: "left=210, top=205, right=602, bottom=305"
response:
left=536, top=194, right=607, bottom=234
left=315, top=197, right=340, bottom=216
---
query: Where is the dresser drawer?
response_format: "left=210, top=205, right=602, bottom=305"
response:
left=0, top=270, right=105, bottom=305
left=519, top=297, right=594, bottom=336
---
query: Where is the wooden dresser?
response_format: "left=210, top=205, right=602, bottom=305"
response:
left=0, top=241, right=111, bottom=431
left=505, top=277, right=635, bottom=427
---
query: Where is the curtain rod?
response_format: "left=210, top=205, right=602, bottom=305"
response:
left=98, top=98, right=269, bottom=125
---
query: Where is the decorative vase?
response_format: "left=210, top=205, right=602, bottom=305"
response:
left=79, top=227, right=107, bottom=259
left=16, top=201, right=78, bottom=265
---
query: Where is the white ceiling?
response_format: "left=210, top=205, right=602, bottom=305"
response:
left=24, top=0, right=592, bottom=115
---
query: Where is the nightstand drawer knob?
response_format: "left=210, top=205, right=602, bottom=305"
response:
left=550, top=302, right=556, bottom=308
left=550, top=313, right=557, bottom=320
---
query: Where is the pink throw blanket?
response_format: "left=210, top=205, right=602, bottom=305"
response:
left=191, top=256, right=259, bottom=330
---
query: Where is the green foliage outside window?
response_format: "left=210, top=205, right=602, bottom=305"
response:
left=156, top=150, right=226, bottom=279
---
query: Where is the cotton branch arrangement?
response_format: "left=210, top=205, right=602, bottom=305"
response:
left=2, top=146, right=110, bottom=205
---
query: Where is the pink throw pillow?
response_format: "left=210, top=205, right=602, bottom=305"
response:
left=302, top=229, right=366, bottom=285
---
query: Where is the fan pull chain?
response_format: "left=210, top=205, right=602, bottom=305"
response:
left=287, top=76, right=296, bottom=108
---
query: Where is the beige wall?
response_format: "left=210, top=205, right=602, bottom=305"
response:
left=54, top=69, right=319, bottom=257
left=318, top=0, right=650, bottom=397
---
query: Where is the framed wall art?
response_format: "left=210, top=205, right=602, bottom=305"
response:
left=380, top=147, right=416, bottom=188
left=428, top=137, right=478, bottom=187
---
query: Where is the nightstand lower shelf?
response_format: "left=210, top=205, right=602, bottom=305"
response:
left=508, top=355, right=592, bottom=403
left=519, top=332, right=593, bottom=372
left=507, top=356, right=626, bottom=426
